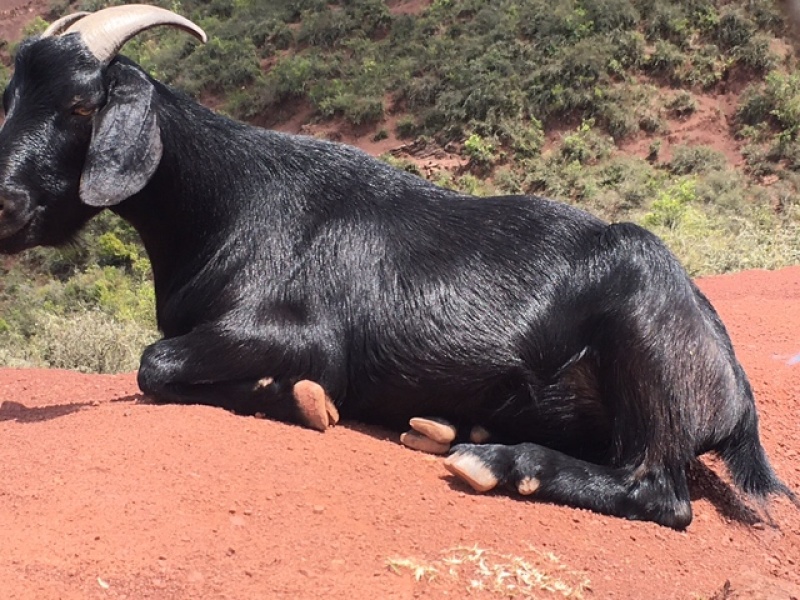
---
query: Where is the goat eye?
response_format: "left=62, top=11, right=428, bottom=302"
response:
left=71, top=105, right=97, bottom=117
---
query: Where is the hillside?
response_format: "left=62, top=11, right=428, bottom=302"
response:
left=1, top=0, right=800, bottom=373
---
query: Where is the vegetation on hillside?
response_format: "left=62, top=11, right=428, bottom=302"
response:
left=1, top=0, right=799, bottom=372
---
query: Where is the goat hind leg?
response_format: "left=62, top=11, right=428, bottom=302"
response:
left=445, top=442, right=692, bottom=529
left=401, top=418, right=494, bottom=455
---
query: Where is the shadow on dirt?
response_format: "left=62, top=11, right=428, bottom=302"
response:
left=687, top=459, right=763, bottom=526
left=0, top=400, right=92, bottom=423
left=0, top=393, right=144, bottom=424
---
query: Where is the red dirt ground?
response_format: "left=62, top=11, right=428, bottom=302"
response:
left=1, top=267, right=799, bottom=600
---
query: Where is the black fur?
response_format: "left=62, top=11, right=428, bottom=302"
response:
left=0, top=31, right=795, bottom=528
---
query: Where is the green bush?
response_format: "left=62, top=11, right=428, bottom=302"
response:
left=28, top=310, right=156, bottom=373
left=668, top=145, right=727, bottom=175
left=643, top=177, right=698, bottom=228
left=714, top=8, right=754, bottom=51
left=0, top=63, right=8, bottom=91
left=464, top=133, right=496, bottom=167
left=664, top=91, right=696, bottom=117
left=644, top=40, right=685, bottom=80
left=395, top=116, right=418, bottom=139
left=738, top=71, right=800, bottom=136
left=560, top=120, right=614, bottom=166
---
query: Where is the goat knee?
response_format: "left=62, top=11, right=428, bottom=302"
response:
left=137, top=341, right=185, bottom=397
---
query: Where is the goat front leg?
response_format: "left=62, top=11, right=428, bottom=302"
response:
left=136, top=326, right=340, bottom=431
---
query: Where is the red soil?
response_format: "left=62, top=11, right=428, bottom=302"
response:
left=1, top=267, right=799, bottom=599
left=0, top=0, right=46, bottom=42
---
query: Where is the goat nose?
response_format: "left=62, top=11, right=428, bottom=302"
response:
left=0, top=188, right=31, bottom=239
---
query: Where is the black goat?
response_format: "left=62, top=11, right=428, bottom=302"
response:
left=0, top=5, right=795, bottom=529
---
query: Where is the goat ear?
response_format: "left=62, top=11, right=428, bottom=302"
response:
left=80, top=65, right=163, bottom=207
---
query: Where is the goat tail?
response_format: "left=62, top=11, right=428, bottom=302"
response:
left=716, top=404, right=799, bottom=510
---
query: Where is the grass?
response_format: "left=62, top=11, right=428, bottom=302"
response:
left=0, top=309, right=157, bottom=373
left=388, top=544, right=591, bottom=599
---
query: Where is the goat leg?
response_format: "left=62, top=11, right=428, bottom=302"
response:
left=400, top=417, right=493, bottom=455
left=292, top=380, right=340, bottom=431
left=137, top=330, right=343, bottom=431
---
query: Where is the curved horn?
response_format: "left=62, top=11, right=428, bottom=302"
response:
left=64, top=4, right=207, bottom=64
left=41, top=12, right=91, bottom=38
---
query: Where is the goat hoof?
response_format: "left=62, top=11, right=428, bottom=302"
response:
left=409, top=417, right=457, bottom=444
left=293, top=380, right=338, bottom=431
left=469, top=425, right=492, bottom=444
left=443, top=451, right=499, bottom=492
left=400, top=430, right=451, bottom=455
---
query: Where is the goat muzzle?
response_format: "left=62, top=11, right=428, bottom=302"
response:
left=0, top=189, right=34, bottom=240
left=42, top=4, right=207, bottom=65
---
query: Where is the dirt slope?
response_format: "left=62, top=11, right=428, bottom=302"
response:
left=1, top=266, right=799, bottom=600
left=0, top=0, right=47, bottom=41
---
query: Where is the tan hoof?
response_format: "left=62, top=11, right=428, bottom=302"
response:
left=517, top=477, right=540, bottom=496
left=469, top=425, right=491, bottom=444
left=409, top=417, right=457, bottom=444
left=293, top=380, right=339, bottom=432
left=443, top=452, right=499, bottom=492
left=400, top=430, right=451, bottom=455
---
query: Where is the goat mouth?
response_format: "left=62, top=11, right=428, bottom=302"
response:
left=0, top=206, right=40, bottom=253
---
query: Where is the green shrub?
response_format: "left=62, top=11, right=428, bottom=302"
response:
left=644, top=40, right=685, bottom=80
left=268, top=55, right=322, bottom=98
left=559, top=120, right=614, bottom=166
left=379, top=154, right=422, bottom=176
left=454, top=173, right=494, bottom=196
left=738, top=71, right=800, bottom=137
left=734, top=33, right=775, bottom=73
left=29, top=310, right=156, bottom=373
left=643, top=177, right=698, bottom=228
left=714, top=8, right=754, bottom=51
left=664, top=91, right=696, bottom=117
left=668, top=145, right=727, bottom=175
left=395, top=116, right=418, bottom=139
left=497, top=117, right=545, bottom=158
left=0, top=63, right=11, bottom=90
left=737, top=83, right=773, bottom=127
left=464, top=133, right=496, bottom=167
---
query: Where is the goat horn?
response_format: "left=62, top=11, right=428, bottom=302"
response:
left=41, top=12, right=91, bottom=38
left=64, top=4, right=207, bottom=64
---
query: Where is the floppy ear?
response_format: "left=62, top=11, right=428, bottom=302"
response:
left=80, top=64, right=163, bottom=207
